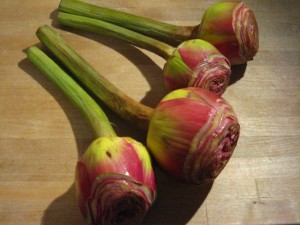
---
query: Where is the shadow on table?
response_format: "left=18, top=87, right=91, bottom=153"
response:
left=40, top=184, right=85, bottom=225
left=229, top=63, right=247, bottom=86
left=39, top=170, right=212, bottom=225
left=142, top=167, right=212, bottom=225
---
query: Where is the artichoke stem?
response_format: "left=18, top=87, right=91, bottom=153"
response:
left=27, top=46, right=116, bottom=138
left=36, top=25, right=153, bottom=131
left=59, top=0, right=196, bottom=45
left=58, top=12, right=174, bottom=60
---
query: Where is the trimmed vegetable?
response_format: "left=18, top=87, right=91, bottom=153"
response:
left=147, top=88, right=239, bottom=183
left=27, top=46, right=156, bottom=225
left=199, top=1, right=259, bottom=65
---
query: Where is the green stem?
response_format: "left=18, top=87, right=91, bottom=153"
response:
left=36, top=25, right=153, bottom=131
left=57, top=12, right=174, bottom=60
left=59, top=0, right=199, bottom=44
left=27, top=46, right=116, bottom=138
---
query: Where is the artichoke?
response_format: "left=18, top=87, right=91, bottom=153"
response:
left=76, top=137, right=156, bottom=225
left=147, top=88, right=240, bottom=184
left=27, top=46, right=156, bottom=225
left=199, top=1, right=259, bottom=64
left=163, top=39, right=230, bottom=95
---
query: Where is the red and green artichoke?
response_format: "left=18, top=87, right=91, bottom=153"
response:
left=163, top=39, right=230, bottom=95
left=27, top=45, right=156, bottom=225
left=199, top=1, right=259, bottom=65
left=147, top=88, right=240, bottom=184
left=76, top=137, right=156, bottom=225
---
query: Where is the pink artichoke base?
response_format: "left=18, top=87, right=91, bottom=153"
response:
left=75, top=137, right=156, bottom=225
left=199, top=1, right=259, bottom=65
left=147, top=88, right=240, bottom=184
left=163, top=39, right=231, bottom=96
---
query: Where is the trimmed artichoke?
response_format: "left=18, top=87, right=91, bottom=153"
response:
left=27, top=45, right=156, bottom=225
left=147, top=88, right=240, bottom=184
left=76, top=137, right=156, bottom=225
left=163, top=39, right=231, bottom=95
left=199, top=1, right=259, bottom=65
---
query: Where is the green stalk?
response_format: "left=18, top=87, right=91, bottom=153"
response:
left=27, top=46, right=116, bottom=138
left=59, top=0, right=198, bottom=45
left=57, top=12, right=175, bottom=60
left=36, top=25, right=153, bottom=131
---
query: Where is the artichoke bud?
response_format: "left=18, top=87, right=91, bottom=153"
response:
left=199, top=1, right=259, bottom=65
left=75, top=136, right=156, bottom=225
left=147, top=88, right=240, bottom=184
left=163, top=39, right=231, bottom=96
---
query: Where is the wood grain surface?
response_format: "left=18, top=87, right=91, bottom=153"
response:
left=1, top=0, right=300, bottom=224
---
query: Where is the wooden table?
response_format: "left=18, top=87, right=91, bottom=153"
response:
left=1, top=0, right=299, bottom=224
